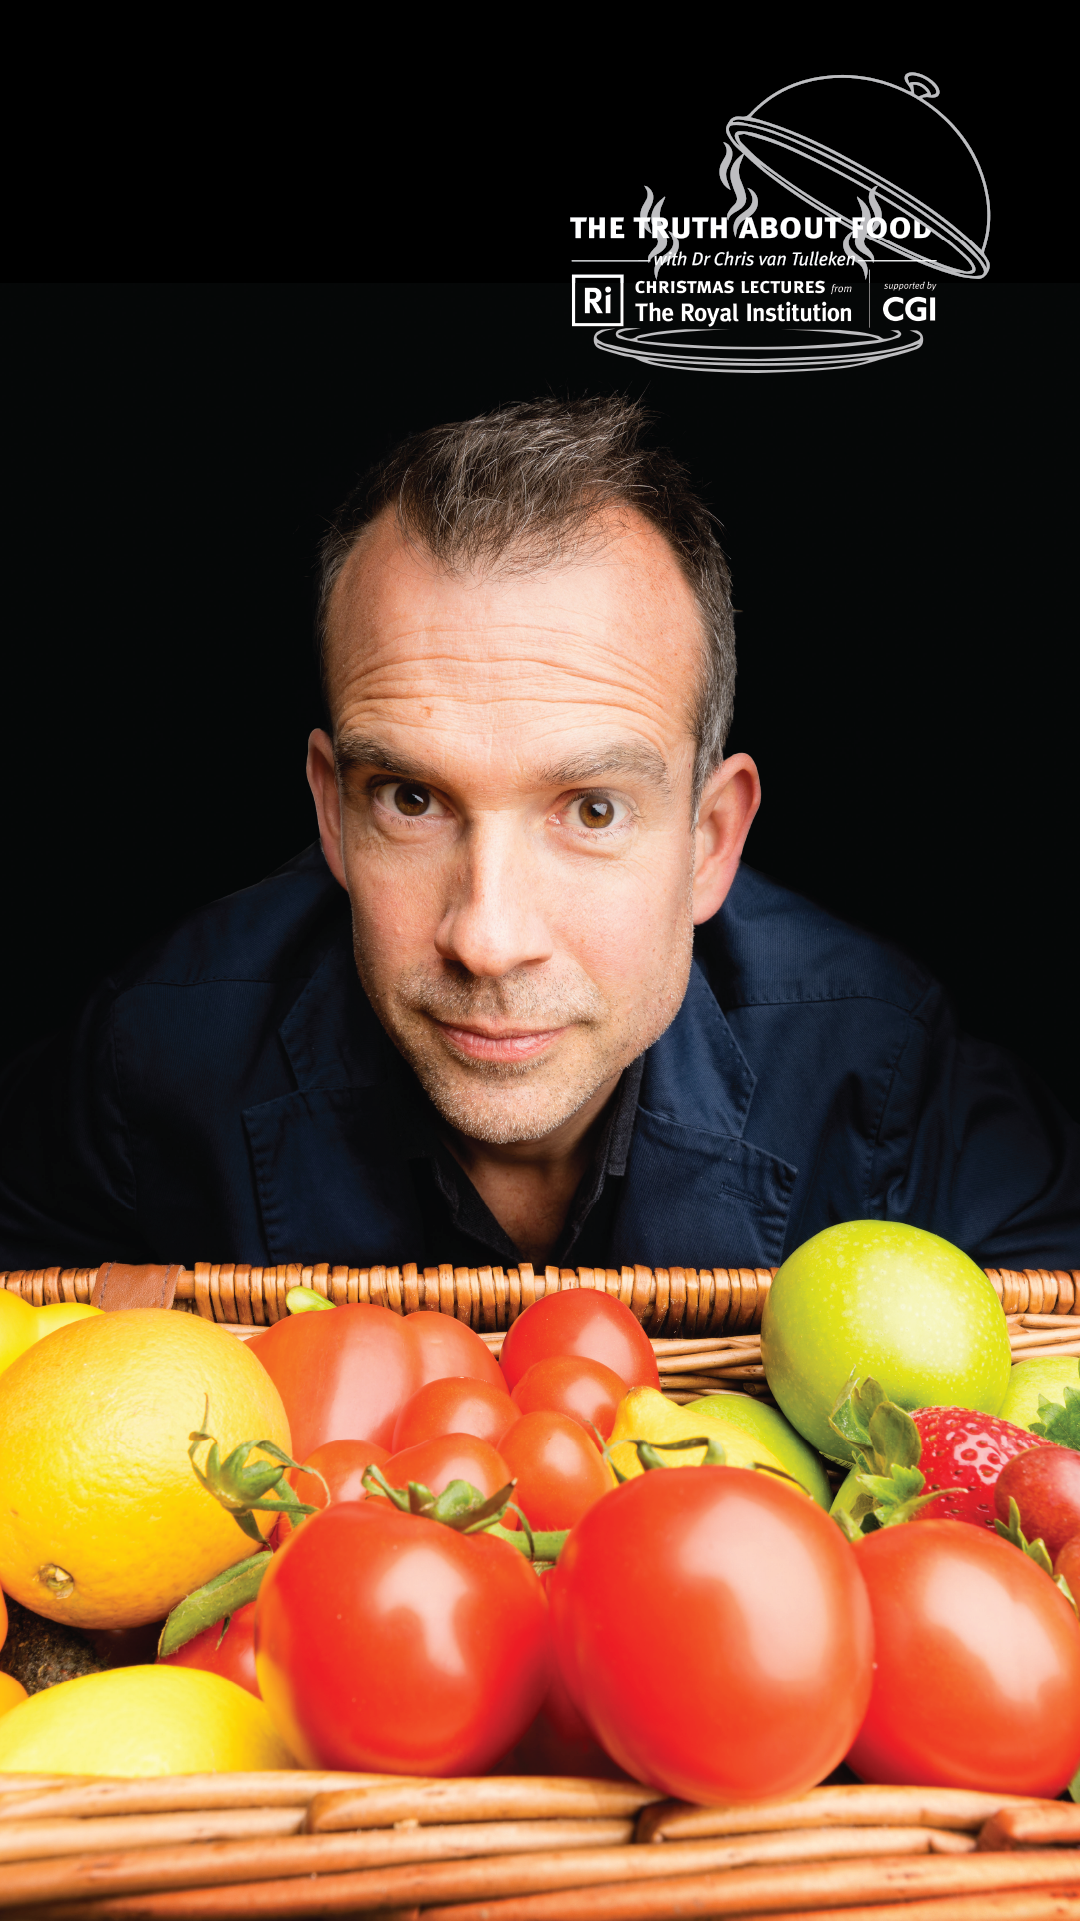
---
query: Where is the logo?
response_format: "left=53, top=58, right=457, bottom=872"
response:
left=572, top=275, right=624, bottom=327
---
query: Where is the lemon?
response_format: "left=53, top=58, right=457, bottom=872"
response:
left=0, top=1674, right=27, bottom=1717
left=0, top=1664, right=295, bottom=1773
left=33, top=1303, right=102, bottom=1339
left=608, top=1385, right=793, bottom=1483
left=0, top=1309, right=292, bottom=1630
left=0, top=1292, right=38, bottom=1376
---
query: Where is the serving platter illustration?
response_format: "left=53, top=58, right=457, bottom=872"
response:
left=595, top=321, right=923, bottom=374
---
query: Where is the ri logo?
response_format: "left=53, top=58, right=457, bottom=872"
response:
left=572, top=275, right=624, bottom=326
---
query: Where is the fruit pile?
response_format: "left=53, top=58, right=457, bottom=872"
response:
left=1, top=1220, right=1079, bottom=1807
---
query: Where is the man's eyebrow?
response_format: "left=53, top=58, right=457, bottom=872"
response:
left=536, top=745, right=672, bottom=793
left=334, top=735, right=423, bottom=781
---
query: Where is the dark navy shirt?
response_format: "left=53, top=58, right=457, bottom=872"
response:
left=1, top=845, right=1077, bottom=1271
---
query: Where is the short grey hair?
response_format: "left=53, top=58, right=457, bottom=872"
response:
left=316, top=397, right=736, bottom=806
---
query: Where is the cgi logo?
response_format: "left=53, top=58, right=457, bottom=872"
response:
left=883, top=295, right=937, bottom=321
left=572, top=275, right=624, bottom=327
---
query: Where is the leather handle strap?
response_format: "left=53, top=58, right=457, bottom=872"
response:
left=90, top=1262, right=181, bottom=1310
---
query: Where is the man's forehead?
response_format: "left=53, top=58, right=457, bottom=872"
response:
left=325, top=504, right=703, bottom=751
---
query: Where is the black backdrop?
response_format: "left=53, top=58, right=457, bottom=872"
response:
left=2, top=277, right=1074, bottom=1118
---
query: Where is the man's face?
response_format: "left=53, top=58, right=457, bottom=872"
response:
left=311, top=506, right=754, bottom=1145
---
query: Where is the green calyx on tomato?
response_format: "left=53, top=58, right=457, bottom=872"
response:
left=607, top=1431, right=810, bottom=1492
left=606, top=1433, right=728, bottom=1482
left=187, top=1398, right=328, bottom=1545
left=361, top=1462, right=568, bottom=1568
left=828, top=1375, right=958, bottom=1534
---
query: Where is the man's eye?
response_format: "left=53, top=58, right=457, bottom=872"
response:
left=571, top=796, right=623, bottom=831
left=374, top=782, right=446, bottom=819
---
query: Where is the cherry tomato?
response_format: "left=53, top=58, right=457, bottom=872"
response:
left=549, top=1465, right=873, bottom=1803
left=292, top=1438, right=389, bottom=1509
left=499, top=1411, right=615, bottom=1532
left=405, top=1311, right=505, bottom=1391
left=272, top=1437, right=391, bottom=1547
left=848, top=1520, right=1080, bottom=1795
left=500, top=1291, right=659, bottom=1394
left=247, top=1305, right=421, bottom=1458
left=1056, top=1533, right=1080, bottom=1587
left=382, top=1434, right=513, bottom=1505
left=159, top=1601, right=259, bottom=1697
left=994, top=1444, right=1080, bottom=1560
left=254, top=1502, right=549, bottom=1772
left=511, top=1356, right=626, bottom=1444
left=392, top=1377, right=517, bottom=1452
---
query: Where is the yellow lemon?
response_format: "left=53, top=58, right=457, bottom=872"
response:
left=608, top=1385, right=793, bottom=1483
left=33, top=1303, right=103, bottom=1339
left=0, top=1664, right=295, bottom=1773
left=0, top=1292, right=38, bottom=1376
left=0, top=1674, right=27, bottom=1717
left=0, top=1309, right=291, bottom=1630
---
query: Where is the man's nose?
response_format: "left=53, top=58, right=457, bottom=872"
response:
left=434, top=816, right=554, bottom=978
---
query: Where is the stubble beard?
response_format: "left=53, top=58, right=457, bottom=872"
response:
left=350, top=917, right=695, bottom=1147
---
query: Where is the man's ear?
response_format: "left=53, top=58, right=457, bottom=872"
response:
left=692, top=753, right=761, bottom=925
left=306, top=728, right=349, bottom=890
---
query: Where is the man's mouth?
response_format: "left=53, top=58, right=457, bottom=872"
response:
left=431, top=1020, right=567, bottom=1064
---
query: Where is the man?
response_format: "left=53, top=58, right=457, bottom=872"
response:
left=1, top=397, right=1077, bottom=1272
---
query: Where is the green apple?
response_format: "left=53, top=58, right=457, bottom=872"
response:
left=998, top=1355, right=1080, bottom=1433
left=761, top=1221, right=1012, bottom=1461
left=687, top=1391, right=832, bottom=1508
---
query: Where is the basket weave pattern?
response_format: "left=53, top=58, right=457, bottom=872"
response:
left=2, top=1262, right=1078, bottom=1335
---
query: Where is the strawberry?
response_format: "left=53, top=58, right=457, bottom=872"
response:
left=829, top=1375, right=1050, bottom=1535
left=909, top=1407, right=1049, bottom=1529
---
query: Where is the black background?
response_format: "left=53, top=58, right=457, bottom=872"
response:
left=3, top=60, right=1074, bottom=1122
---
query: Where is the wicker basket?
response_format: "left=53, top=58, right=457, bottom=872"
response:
left=3, top=1261, right=1078, bottom=1406
left=3, top=1260, right=1079, bottom=1332
left=0, top=1771, right=1075, bottom=1917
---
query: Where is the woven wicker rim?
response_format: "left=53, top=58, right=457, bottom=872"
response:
left=2, top=1262, right=1078, bottom=1337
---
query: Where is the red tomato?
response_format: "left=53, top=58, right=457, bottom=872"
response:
left=506, top=1568, right=629, bottom=1780
left=499, top=1411, right=615, bottom=1532
left=382, top=1434, right=513, bottom=1505
left=292, top=1438, right=390, bottom=1509
left=254, top=1502, right=549, bottom=1772
left=499, top=1291, right=659, bottom=1394
left=847, top=1520, right=1080, bottom=1795
left=405, top=1311, right=505, bottom=1391
left=159, top=1601, right=259, bottom=1697
left=247, top=1305, right=421, bottom=1458
left=549, top=1465, right=873, bottom=1803
left=273, top=1437, right=391, bottom=1547
left=392, top=1377, right=517, bottom=1453
left=511, top=1356, right=627, bottom=1444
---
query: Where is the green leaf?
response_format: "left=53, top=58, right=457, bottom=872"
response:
left=285, top=1286, right=335, bottom=1314
left=1029, top=1384, right=1080, bottom=1450
left=1070, top=1763, right=1080, bottom=1805
left=995, top=1494, right=1056, bottom=1577
left=157, top=1551, right=271, bottom=1657
left=867, top=1401, right=922, bottom=1471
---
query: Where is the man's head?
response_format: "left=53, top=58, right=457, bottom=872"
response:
left=307, top=397, right=760, bottom=1148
